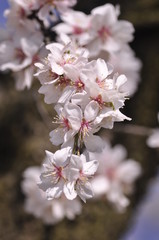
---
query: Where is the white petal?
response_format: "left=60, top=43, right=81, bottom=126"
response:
left=64, top=181, right=77, bottom=200
left=54, top=147, right=71, bottom=167
left=84, top=101, right=99, bottom=122
left=84, top=134, right=104, bottom=152
left=83, top=160, right=99, bottom=176
left=49, top=128, right=65, bottom=146
left=91, top=176, right=110, bottom=196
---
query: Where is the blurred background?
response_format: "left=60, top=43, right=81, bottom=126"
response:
left=0, top=0, right=159, bottom=239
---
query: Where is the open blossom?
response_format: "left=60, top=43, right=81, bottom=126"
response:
left=73, top=58, right=131, bottom=128
left=35, top=38, right=88, bottom=104
left=50, top=101, right=104, bottom=152
left=89, top=141, right=142, bottom=212
left=64, top=154, right=99, bottom=202
left=38, top=148, right=98, bottom=202
left=54, top=10, right=91, bottom=38
left=22, top=166, right=82, bottom=224
left=147, top=113, right=159, bottom=148
left=54, top=4, right=134, bottom=57
left=97, top=46, right=142, bottom=96
left=38, top=147, right=72, bottom=200
left=5, top=0, right=41, bottom=32
left=0, top=29, right=45, bottom=90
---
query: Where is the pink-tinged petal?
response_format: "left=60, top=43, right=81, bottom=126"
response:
left=63, top=181, right=77, bottom=200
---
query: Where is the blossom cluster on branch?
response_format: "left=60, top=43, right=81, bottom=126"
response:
left=0, top=0, right=143, bottom=225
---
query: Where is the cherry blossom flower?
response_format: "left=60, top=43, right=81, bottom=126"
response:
left=35, top=38, right=88, bottom=103
left=54, top=4, right=134, bottom=57
left=22, top=166, right=82, bottom=224
left=89, top=141, right=141, bottom=212
left=50, top=101, right=104, bottom=152
left=38, top=147, right=72, bottom=200
left=97, top=46, right=142, bottom=96
left=64, top=154, right=99, bottom=202
left=0, top=30, right=45, bottom=90
left=54, top=10, right=91, bottom=40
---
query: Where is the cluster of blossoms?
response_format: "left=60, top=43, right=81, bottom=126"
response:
left=0, top=0, right=142, bottom=224
left=54, top=4, right=142, bottom=95
left=0, top=0, right=77, bottom=89
left=21, top=141, right=141, bottom=224
left=22, top=165, right=82, bottom=224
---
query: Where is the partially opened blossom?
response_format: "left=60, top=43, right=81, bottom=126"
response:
left=22, top=166, right=82, bottom=224
left=89, top=141, right=141, bottom=212
left=64, top=154, right=99, bottom=202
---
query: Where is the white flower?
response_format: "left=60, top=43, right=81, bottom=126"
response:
left=54, top=10, right=91, bottom=40
left=21, top=166, right=82, bottom=224
left=0, top=29, right=45, bottom=89
left=5, top=0, right=41, bottom=32
left=55, top=4, right=134, bottom=57
left=87, top=4, right=134, bottom=57
left=89, top=141, right=142, bottom=212
left=147, top=113, right=159, bottom=148
left=64, top=154, right=98, bottom=202
left=98, top=45, right=142, bottom=96
left=38, top=147, right=72, bottom=200
left=50, top=101, right=104, bottom=152
left=35, top=39, right=88, bottom=103
left=75, top=58, right=131, bottom=127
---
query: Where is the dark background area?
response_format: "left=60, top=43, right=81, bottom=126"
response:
left=0, top=0, right=159, bottom=239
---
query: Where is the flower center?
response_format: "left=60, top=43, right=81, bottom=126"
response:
left=98, top=26, right=110, bottom=42
left=80, top=119, right=90, bottom=137
left=62, top=117, right=70, bottom=130
left=73, top=26, right=83, bottom=35
left=15, top=48, right=26, bottom=63
left=74, top=79, right=85, bottom=91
